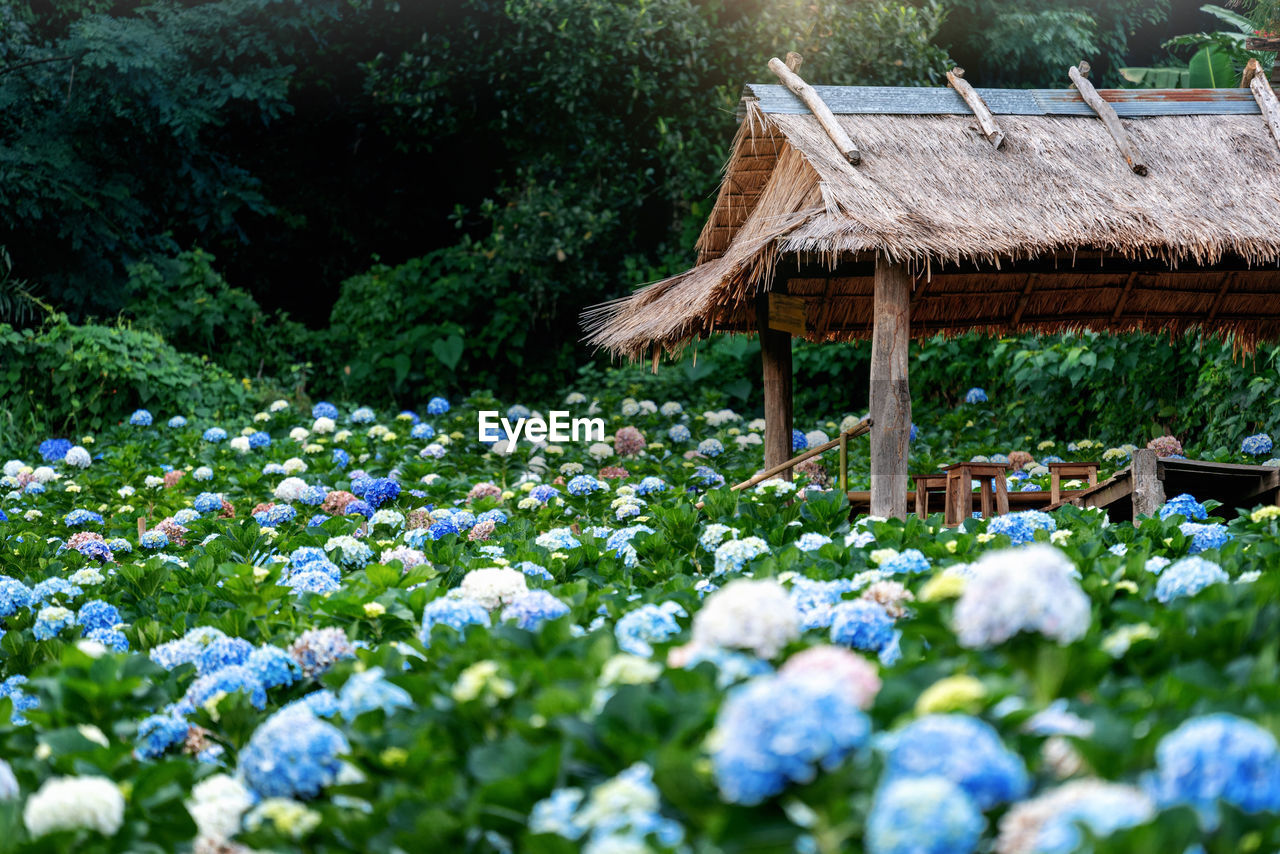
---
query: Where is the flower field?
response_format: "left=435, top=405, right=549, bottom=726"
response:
left=1, top=393, right=1280, bottom=853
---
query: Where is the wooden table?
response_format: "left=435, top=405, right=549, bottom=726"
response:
left=912, top=473, right=949, bottom=519
left=1048, top=461, right=1099, bottom=504
left=944, top=462, right=1010, bottom=526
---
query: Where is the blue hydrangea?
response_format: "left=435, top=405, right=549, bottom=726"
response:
left=795, top=533, right=832, bottom=552
left=477, top=508, right=507, bottom=526
left=76, top=540, right=113, bottom=562
left=502, top=590, right=570, bottom=630
left=331, top=448, right=350, bottom=468
left=350, top=406, right=375, bottom=424
left=411, top=423, right=435, bottom=440
left=0, top=577, right=33, bottom=617
left=364, top=477, right=401, bottom=508
left=698, top=438, right=724, bottom=457
left=713, top=536, right=770, bottom=575
left=633, top=476, right=668, bottom=496
left=308, top=513, right=331, bottom=527
left=711, top=672, right=871, bottom=804
left=299, top=485, right=327, bottom=505
left=248, top=431, right=271, bottom=449
left=566, top=475, right=606, bottom=496
left=181, top=664, right=267, bottom=713
left=964, top=387, right=988, bottom=404
left=830, top=600, right=895, bottom=653
left=38, top=438, right=72, bottom=462
left=167, top=415, right=188, bottom=428
left=0, top=676, right=39, bottom=724
left=867, top=776, right=983, bottom=854
left=421, top=597, right=491, bottom=639
left=254, top=504, right=297, bottom=526
left=85, top=627, right=129, bottom=652
left=668, top=424, right=691, bottom=443
left=988, top=509, right=1056, bottom=545
left=1159, top=493, right=1208, bottom=521
left=1155, top=556, right=1229, bottom=603
left=1151, top=713, right=1280, bottom=824
left=77, top=600, right=120, bottom=633
left=312, top=401, right=339, bottom=419
left=325, top=537, right=374, bottom=569
left=130, top=409, right=153, bottom=426
left=529, top=484, right=559, bottom=503
left=290, top=546, right=329, bottom=569
left=791, top=429, right=807, bottom=452
left=1179, top=522, right=1233, bottom=554
left=197, top=636, right=254, bottom=675
left=693, top=465, right=725, bottom=489
left=141, top=530, right=169, bottom=549
left=880, top=715, right=1029, bottom=810
left=536, top=527, right=581, bottom=551
left=32, top=577, right=82, bottom=602
left=427, top=518, right=458, bottom=540
left=882, top=548, right=930, bottom=575
left=202, top=427, right=227, bottom=443
left=193, top=492, right=223, bottom=514
left=1242, top=433, right=1273, bottom=456
left=339, top=500, right=371, bottom=519
left=1031, top=782, right=1155, bottom=854
left=135, top=714, right=189, bottom=759
left=240, top=707, right=350, bottom=799
left=516, top=561, right=553, bottom=581
left=287, top=569, right=341, bottom=595
left=33, top=605, right=77, bottom=640
left=108, top=538, right=132, bottom=554
left=336, top=667, right=413, bottom=720
left=64, top=509, right=104, bottom=527
left=616, top=602, right=685, bottom=656
left=426, top=397, right=450, bottom=415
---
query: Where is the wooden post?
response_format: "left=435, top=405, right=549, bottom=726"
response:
left=1131, top=449, right=1164, bottom=519
left=870, top=258, right=911, bottom=518
left=839, top=430, right=849, bottom=494
left=759, top=293, right=793, bottom=480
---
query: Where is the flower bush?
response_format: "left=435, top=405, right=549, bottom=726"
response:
left=0, top=391, right=1275, bottom=852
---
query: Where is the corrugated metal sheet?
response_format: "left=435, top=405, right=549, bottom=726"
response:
left=739, top=84, right=1263, bottom=118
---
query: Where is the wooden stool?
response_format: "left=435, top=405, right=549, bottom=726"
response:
left=912, top=473, right=949, bottom=519
left=1049, top=462, right=1099, bottom=504
left=944, top=462, right=1010, bottom=526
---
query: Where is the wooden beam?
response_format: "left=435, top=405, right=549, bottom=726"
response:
left=870, top=258, right=912, bottom=519
left=758, top=293, right=794, bottom=480
left=1131, top=449, right=1164, bottom=519
left=1010, top=273, right=1039, bottom=326
left=768, top=56, right=862, bottom=165
left=946, top=67, right=1005, bottom=148
left=1069, top=62, right=1148, bottom=176
left=1111, top=270, right=1139, bottom=319
left=1243, top=58, right=1280, bottom=156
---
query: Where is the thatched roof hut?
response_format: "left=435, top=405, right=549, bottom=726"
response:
left=582, top=60, right=1280, bottom=517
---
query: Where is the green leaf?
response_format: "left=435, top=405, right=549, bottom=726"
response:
left=430, top=334, right=464, bottom=371
left=1188, top=45, right=1235, bottom=88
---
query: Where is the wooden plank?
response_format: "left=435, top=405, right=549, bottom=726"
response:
left=731, top=418, right=871, bottom=492
left=870, top=258, right=912, bottom=519
left=767, top=292, right=808, bottom=336
left=766, top=57, right=862, bottom=165
left=1069, top=63, right=1148, bottom=176
left=740, top=83, right=1263, bottom=118
left=1010, top=273, right=1038, bottom=326
left=1243, top=58, right=1280, bottom=156
left=1132, top=449, right=1164, bottom=518
left=758, top=293, right=794, bottom=479
left=946, top=67, right=1005, bottom=148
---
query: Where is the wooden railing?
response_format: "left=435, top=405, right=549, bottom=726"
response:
left=730, top=417, right=872, bottom=493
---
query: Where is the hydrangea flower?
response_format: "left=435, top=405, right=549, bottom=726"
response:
left=34, top=605, right=76, bottom=640
left=697, top=438, right=724, bottom=457
left=795, top=532, right=832, bottom=552
left=23, top=776, right=124, bottom=838
left=998, top=780, right=1154, bottom=854
left=287, top=627, right=355, bottom=677
left=312, top=401, right=339, bottom=419
left=535, top=527, right=581, bottom=551
left=1242, top=433, right=1273, bottom=456
left=710, top=671, right=871, bottom=804
left=1159, top=493, right=1208, bottom=521
left=964, top=387, right=988, bottom=404
left=1179, top=521, right=1232, bottom=554
left=691, top=579, right=799, bottom=659
left=64, top=509, right=103, bottom=527
left=136, top=714, right=190, bottom=760
left=881, top=548, right=930, bottom=575
left=77, top=600, right=120, bottom=633
left=1150, top=713, right=1280, bottom=824
left=0, top=577, right=34, bottom=617
left=426, top=397, right=450, bottom=415
left=1155, top=556, right=1228, bottom=603
left=129, top=409, right=153, bottom=427
left=203, top=427, right=227, bottom=443
left=501, top=590, right=570, bottom=630
left=566, top=475, right=606, bottom=496
left=953, top=545, right=1090, bottom=648
left=239, top=707, right=350, bottom=799
left=987, top=510, right=1056, bottom=545
left=336, top=667, right=413, bottom=720
left=616, top=602, right=685, bottom=656
left=458, top=567, right=528, bottom=610
left=668, top=424, right=691, bottom=443
left=830, top=600, right=896, bottom=655
left=140, top=530, right=169, bottom=549
left=713, top=536, right=769, bottom=575
left=421, top=597, right=492, bottom=639
left=38, top=438, right=72, bottom=462
left=880, top=714, right=1029, bottom=809
left=867, top=776, right=983, bottom=854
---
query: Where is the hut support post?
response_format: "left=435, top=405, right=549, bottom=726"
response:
left=1132, top=448, right=1164, bottom=519
left=758, top=294, right=794, bottom=480
left=870, top=259, right=912, bottom=518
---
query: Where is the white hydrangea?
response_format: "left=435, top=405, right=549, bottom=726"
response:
left=32, top=466, right=57, bottom=483
left=2, top=460, right=24, bottom=477
left=64, top=446, right=92, bottom=468
left=23, top=776, right=124, bottom=838
left=334, top=429, right=352, bottom=442
left=690, top=578, right=800, bottom=659
left=952, top=545, right=1090, bottom=648
left=144, top=475, right=165, bottom=489
left=289, top=427, right=310, bottom=442
left=804, top=430, right=829, bottom=447
left=704, top=409, right=741, bottom=427
left=735, top=433, right=763, bottom=448
left=369, top=509, right=405, bottom=529
left=587, top=442, right=613, bottom=461
left=274, top=477, right=310, bottom=502
left=312, top=417, right=336, bottom=434
left=282, top=457, right=307, bottom=475
left=193, top=466, right=213, bottom=481
left=458, top=568, right=528, bottom=610
left=269, top=399, right=290, bottom=412
left=564, top=392, right=588, bottom=405
left=186, top=774, right=254, bottom=842
left=229, top=436, right=251, bottom=454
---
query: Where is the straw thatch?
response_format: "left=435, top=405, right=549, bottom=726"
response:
left=584, top=95, right=1280, bottom=358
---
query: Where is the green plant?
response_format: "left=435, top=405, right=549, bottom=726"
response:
left=1121, top=4, right=1264, bottom=88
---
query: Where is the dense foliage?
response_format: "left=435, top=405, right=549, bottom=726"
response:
left=0, top=388, right=1278, bottom=851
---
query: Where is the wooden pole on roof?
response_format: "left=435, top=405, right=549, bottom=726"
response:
left=1242, top=59, right=1280, bottom=155
left=946, top=67, right=1005, bottom=148
left=758, top=291, right=794, bottom=480
left=1069, top=62, right=1148, bottom=176
left=767, top=56, right=862, bottom=165
left=870, top=258, right=912, bottom=519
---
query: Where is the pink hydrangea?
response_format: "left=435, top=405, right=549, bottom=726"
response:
left=614, top=426, right=647, bottom=457
left=780, top=645, right=882, bottom=709
left=1147, top=435, right=1183, bottom=458
left=380, top=546, right=427, bottom=571
left=468, top=520, right=496, bottom=541
left=467, top=482, right=502, bottom=503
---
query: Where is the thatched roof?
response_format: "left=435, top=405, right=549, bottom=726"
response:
left=584, top=84, right=1280, bottom=358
